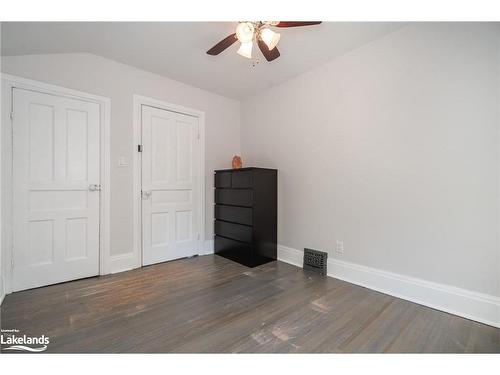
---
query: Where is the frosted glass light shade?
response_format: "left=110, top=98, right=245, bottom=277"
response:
left=260, top=28, right=281, bottom=50
left=237, top=41, right=253, bottom=59
left=236, top=22, right=255, bottom=43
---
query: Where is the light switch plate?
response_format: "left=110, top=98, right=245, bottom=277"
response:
left=118, top=156, right=128, bottom=167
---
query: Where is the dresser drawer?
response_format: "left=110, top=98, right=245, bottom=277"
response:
left=215, top=205, right=252, bottom=226
left=214, top=235, right=255, bottom=267
left=231, top=170, right=253, bottom=188
left=215, top=220, right=252, bottom=243
left=215, top=189, right=253, bottom=207
left=215, top=172, right=231, bottom=188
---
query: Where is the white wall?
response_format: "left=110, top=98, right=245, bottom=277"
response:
left=1, top=53, right=240, bottom=274
left=242, top=23, right=500, bottom=297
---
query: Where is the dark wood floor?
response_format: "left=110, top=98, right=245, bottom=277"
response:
left=1, top=255, right=499, bottom=353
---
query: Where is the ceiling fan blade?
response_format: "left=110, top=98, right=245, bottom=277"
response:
left=275, top=21, right=322, bottom=28
left=257, top=40, right=280, bottom=62
left=206, top=33, right=237, bottom=55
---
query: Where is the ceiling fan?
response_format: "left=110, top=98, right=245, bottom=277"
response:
left=206, top=21, right=322, bottom=62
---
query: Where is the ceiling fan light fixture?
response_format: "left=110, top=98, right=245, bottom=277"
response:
left=260, top=28, right=281, bottom=50
left=236, top=22, right=255, bottom=43
left=206, top=21, right=321, bottom=61
left=237, top=41, right=253, bottom=59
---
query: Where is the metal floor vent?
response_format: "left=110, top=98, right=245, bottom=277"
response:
left=303, top=248, right=328, bottom=275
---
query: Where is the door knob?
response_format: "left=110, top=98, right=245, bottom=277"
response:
left=89, top=184, right=101, bottom=191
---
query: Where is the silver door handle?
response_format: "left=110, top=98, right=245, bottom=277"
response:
left=89, top=184, right=101, bottom=191
left=142, top=190, right=151, bottom=199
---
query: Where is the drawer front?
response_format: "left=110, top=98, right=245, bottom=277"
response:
left=215, top=205, right=252, bottom=226
left=215, top=220, right=252, bottom=243
left=231, top=170, right=253, bottom=188
left=215, top=172, right=231, bottom=188
left=214, top=236, right=254, bottom=267
left=215, top=189, right=253, bottom=207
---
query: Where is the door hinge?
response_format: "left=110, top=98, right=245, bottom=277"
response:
left=10, top=112, right=14, bottom=120
left=138, top=144, right=143, bottom=152
left=11, top=257, right=14, bottom=270
left=197, top=233, right=200, bottom=241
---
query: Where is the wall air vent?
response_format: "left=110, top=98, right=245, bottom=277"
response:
left=303, top=248, right=328, bottom=275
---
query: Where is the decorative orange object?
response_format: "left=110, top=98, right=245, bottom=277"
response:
left=232, top=155, right=242, bottom=169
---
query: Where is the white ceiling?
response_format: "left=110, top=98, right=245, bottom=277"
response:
left=1, top=22, right=405, bottom=99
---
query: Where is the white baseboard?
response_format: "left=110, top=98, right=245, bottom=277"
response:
left=278, top=245, right=303, bottom=268
left=108, top=240, right=214, bottom=274
left=200, top=239, right=214, bottom=255
left=277, top=245, right=500, bottom=328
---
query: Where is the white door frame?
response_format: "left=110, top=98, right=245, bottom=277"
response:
left=132, top=95, right=206, bottom=267
left=1, top=74, right=111, bottom=294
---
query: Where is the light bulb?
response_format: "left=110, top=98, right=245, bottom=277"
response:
left=237, top=41, right=253, bottom=59
left=236, top=22, right=255, bottom=43
left=260, top=28, right=281, bottom=50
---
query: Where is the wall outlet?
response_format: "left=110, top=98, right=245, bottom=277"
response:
left=336, top=240, right=344, bottom=254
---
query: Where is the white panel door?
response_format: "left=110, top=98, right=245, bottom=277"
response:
left=12, top=88, right=100, bottom=292
left=141, top=105, right=200, bottom=266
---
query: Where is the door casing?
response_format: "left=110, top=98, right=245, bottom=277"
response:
left=132, top=95, right=206, bottom=268
left=1, top=74, right=111, bottom=295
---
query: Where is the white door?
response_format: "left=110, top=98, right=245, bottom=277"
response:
left=141, top=105, right=200, bottom=266
left=12, top=88, right=100, bottom=292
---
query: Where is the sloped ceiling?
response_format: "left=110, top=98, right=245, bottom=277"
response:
left=1, top=22, right=405, bottom=99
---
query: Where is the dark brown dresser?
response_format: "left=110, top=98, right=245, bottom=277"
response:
left=214, top=167, right=277, bottom=267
